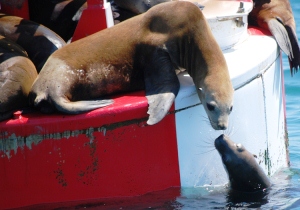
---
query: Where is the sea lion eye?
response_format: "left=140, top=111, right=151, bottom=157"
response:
left=206, top=103, right=215, bottom=111
left=236, top=143, right=244, bottom=152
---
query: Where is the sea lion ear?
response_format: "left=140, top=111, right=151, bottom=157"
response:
left=144, top=48, right=180, bottom=125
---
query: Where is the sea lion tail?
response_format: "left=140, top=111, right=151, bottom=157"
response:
left=267, top=18, right=300, bottom=75
left=53, top=97, right=114, bottom=114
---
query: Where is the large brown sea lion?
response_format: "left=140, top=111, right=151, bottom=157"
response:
left=249, top=0, right=300, bottom=75
left=29, top=1, right=234, bottom=129
left=0, top=35, right=38, bottom=121
left=215, top=134, right=271, bottom=192
left=0, top=14, right=66, bottom=72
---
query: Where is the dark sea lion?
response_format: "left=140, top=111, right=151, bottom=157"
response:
left=0, top=0, right=26, bottom=9
left=113, top=0, right=172, bottom=14
left=249, top=0, right=300, bottom=75
left=0, top=35, right=38, bottom=121
left=28, top=0, right=87, bottom=42
left=29, top=1, right=233, bottom=128
left=0, top=14, right=66, bottom=72
left=113, top=0, right=204, bottom=16
left=215, top=134, right=271, bottom=192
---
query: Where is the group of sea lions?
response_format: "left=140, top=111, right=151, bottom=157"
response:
left=0, top=0, right=297, bottom=194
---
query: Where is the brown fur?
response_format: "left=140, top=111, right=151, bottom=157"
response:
left=0, top=36, right=38, bottom=121
left=29, top=1, right=233, bottom=128
left=249, top=0, right=300, bottom=74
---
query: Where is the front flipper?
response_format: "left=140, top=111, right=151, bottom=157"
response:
left=268, top=18, right=300, bottom=75
left=268, top=18, right=292, bottom=58
left=285, top=25, right=300, bottom=75
left=144, top=48, right=180, bottom=125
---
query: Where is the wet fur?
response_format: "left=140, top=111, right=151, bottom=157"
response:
left=215, top=134, right=271, bottom=192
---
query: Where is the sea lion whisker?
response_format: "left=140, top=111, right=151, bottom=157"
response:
left=196, top=148, right=216, bottom=155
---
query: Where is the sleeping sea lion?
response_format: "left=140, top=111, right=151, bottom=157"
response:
left=249, top=0, right=300, bottom=75
left=215, top=134, right=271, bottom=192
left=0, top=35, right=38, bottom=121
left=0, top=14, right=66, bottom=72
left=29, top=1, right=234, bottom=129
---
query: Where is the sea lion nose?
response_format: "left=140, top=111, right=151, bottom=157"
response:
left=218, top=123, right=227, bottom=130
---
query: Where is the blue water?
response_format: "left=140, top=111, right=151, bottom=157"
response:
left=71, top=1, right=300, bottom=209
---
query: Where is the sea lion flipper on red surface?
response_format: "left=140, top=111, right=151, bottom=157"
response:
left=32, top=92, right=114, bottom=114
left=144, top=48, right=180, bottom=125
left=53, top=98, right=114, bottom=114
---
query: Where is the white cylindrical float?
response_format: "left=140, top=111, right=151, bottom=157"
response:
left=175, top=0, right=289, bottom=187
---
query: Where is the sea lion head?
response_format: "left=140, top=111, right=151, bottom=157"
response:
left=163, top=1, right=234, bottom=130
left=214, top=134, right=271, bottom=192
left=196, top=69, right=234, bottom=130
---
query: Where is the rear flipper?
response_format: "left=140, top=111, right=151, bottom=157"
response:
left=268, top=18, right=300, bottom=75
left=32, top=92, right=114, bottom=114
left=54, top=98, right=114, bottom=114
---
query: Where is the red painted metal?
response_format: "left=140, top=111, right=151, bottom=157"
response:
left=0, top=0, right=29, bottom=19
left=0, top=91, right=180, bottom=209
left=248, top=26, right=272, bottom=36
left=71, top=0, right=107, bottom=42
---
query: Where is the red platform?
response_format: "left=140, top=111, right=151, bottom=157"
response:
left=0, top=91, right=181, bottom=209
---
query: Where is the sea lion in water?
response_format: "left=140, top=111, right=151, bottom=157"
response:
left=29, top=1, right=233, bottom=129
left=249, top=0, right=300, bottom=75
left=0, top=14, right=66, bottom=72
left=215, top=134, right=271, bottom=192
left=0, top=35, right=38, bottom=121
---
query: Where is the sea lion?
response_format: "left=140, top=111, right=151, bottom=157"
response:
left=215, top=134, right=271, bottom=192
left=28, top=0, right=87, bottom=42
left=0, top=14, right=66, bottom=72
left=113, top=0, right=172, bottom=14
left=249, top=0, right=300, bottom=75
left=0, top=35, right=38, bottom=121
left=0, top=0, right=26, bottom=9
left=112, top=0, right=204, bottom=15
left=29, top=1, right=234, bottom=129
